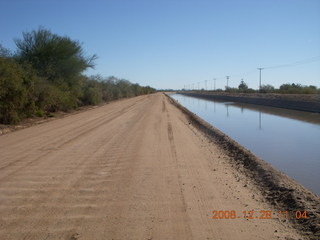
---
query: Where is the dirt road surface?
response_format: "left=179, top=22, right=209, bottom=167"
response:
left=0, top=93, right=303, bottom=240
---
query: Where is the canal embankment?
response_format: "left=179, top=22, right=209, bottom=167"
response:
left=166, top=93, right=320, bottom=239
left=177, top=91, right=320, bottom=113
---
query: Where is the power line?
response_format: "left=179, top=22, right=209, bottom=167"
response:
left=183, top=55, right=320, bottom=90
left=231, top=70, right=257, bottom=78
left=264, top=56, right=320, bottom=69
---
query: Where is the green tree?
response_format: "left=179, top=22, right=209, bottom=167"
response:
left=15, top=27, right=97, bottom=83
left=0, top=44, right=12, bottom=58
left=238, top=80, right=248, bottom=92
left=1, top=29, right=156, bottom=124
left=14, top=27, right=97, bottom=110
left=0, top=58, right=36, bottom=123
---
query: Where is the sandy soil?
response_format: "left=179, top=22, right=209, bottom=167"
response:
left=0, top=93, right=308, bottom=239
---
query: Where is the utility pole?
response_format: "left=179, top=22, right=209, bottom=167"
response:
left=198, top=82, right=200, bottom=90
left=257, top=68, right=264, bottom=91
left=213, top=78, right=216, bottom=91
left=205, top=80, right=207, bottom=91
left=226, top=76, right=230, bottom=90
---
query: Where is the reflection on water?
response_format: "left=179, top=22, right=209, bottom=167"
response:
left=171, top=94, right=320, bottom=195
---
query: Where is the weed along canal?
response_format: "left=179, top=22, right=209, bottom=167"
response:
left=170, top=93, right=320, bottom=195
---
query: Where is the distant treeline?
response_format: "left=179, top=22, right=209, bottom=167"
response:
left=0, top=28, right=155, bottom=124
left=184, top=80, right=320, bottom=94
left=259, top=83, right=320, bottom=94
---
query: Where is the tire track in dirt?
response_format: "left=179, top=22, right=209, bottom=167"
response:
left=0, top=95, right=153, bottom=240
left=0, top=95, right=144, bottom=160
left=165, top=99, right=193, bottom=239
left=0, top=96, right=146, bottom=180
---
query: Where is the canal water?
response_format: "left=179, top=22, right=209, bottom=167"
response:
left=170, top=93, right=320, bottom=195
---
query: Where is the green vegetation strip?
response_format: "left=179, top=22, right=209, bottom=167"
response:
left=0, top=27, right=155, bottom=124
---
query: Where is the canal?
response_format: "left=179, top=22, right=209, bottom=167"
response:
left=170, top=93, right=320, bottom=195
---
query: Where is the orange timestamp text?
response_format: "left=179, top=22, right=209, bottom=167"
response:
left=212, top=210, right=307, bottom=220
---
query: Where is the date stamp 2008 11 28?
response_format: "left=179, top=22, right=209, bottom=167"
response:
left=212, top=210, right=307, bottom=220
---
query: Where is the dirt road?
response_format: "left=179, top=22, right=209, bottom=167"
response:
left=0, top=93, right=303, bottom=239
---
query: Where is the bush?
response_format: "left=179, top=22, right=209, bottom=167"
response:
left=260, top=84, right=275, bottom=93
left=279, top=83, right=318, bottom=94
left=36, top=110, right=45, bottom=117
left=0, top=58, right=35, bottom=123
left=225, top=87, right=238, bottom=93
left=214, top=88, right=224, bottom=92
left=0, top=29, right=156, bottom=125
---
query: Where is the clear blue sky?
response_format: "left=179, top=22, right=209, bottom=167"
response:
left=1, top=0, right=320, bottom=90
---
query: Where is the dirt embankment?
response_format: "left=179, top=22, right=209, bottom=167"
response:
left=0, top=92, right=318, bottom=239
left=166, top=93, right=320, bottom=239
left=178, top=91, right=320, bottom=113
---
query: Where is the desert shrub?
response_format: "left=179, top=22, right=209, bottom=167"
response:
left=225, top=87, right=238, bottom=93
left=34, top=79, right=76, bottom=112
left=279, top=83, right=318, bottom=94
left=0, top=58, right=36, bottom=123
left=245, top=88, right=256, bottom=93
left=1, top=28, right=156, bottom=124
left=214, top=88, right=224, bottom=92
left=301, top=85, right=318, bottom=94
left=260, top=84, right=275, bottom=93
left=36, top=110, right=45, bottom=117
